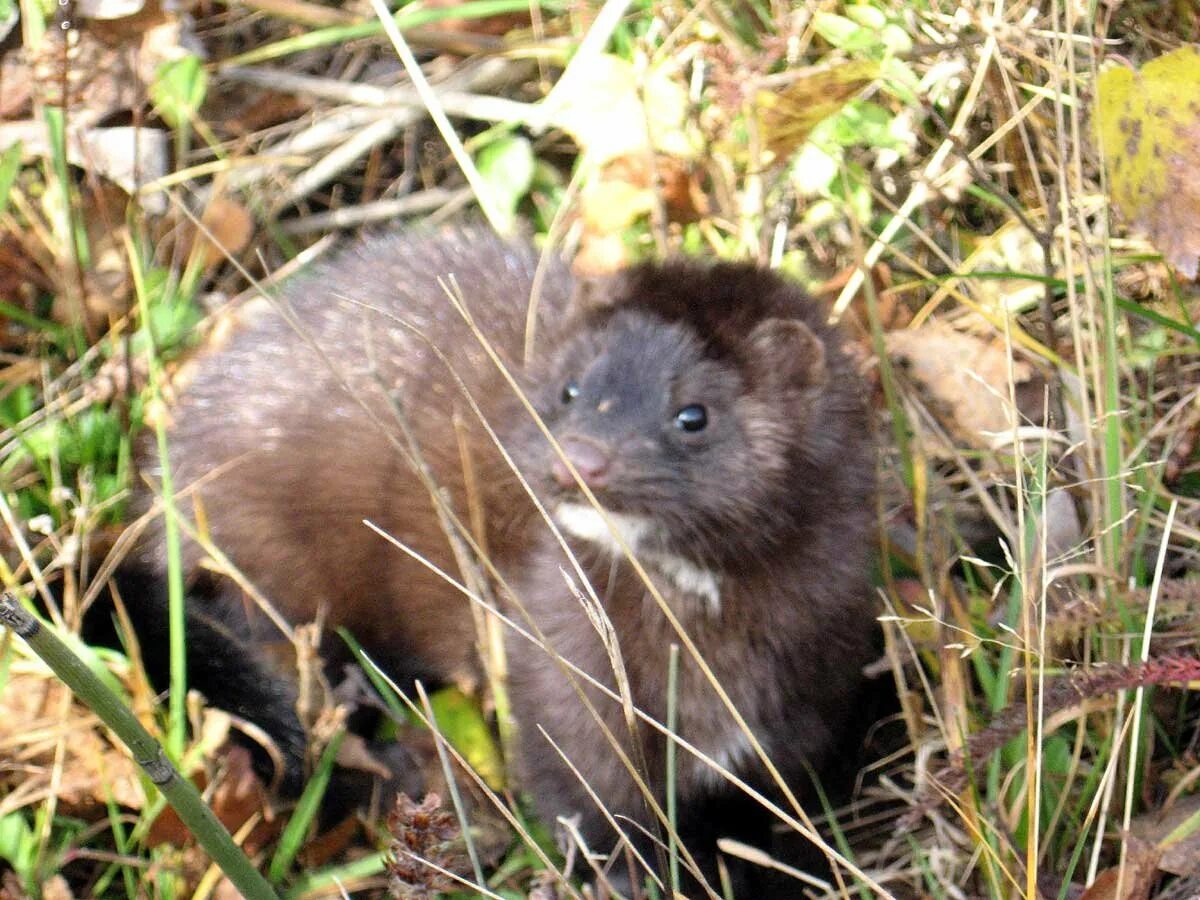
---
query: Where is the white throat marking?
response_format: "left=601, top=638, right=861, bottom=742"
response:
left=553, top=502, right=722, bottom=613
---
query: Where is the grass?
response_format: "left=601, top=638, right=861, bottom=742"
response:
left=0, top=0, right=1198, bottom=898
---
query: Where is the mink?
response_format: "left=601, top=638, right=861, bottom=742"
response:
left=120, top=225, right=878, bottom=895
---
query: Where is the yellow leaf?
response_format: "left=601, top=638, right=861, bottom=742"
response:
left=581, top=176, right=655, bottom=232
left=1096, top=45, right=1200, bottom=279
left=548, top=55, right=693, bottom=167
left=756, top=60, right=880, bottom=164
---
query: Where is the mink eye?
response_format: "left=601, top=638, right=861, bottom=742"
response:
left=673, top=404, right=708, bottom=432
left=561, top=380, right=580, bottom=404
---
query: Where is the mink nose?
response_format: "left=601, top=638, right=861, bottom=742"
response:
left=552, top=436, right=611, bottom=489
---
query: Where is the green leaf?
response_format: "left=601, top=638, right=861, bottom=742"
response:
left=131, top=267, right=201, bottom=357
left=0, top=142, right=21, bottom=217
left=0, top=0, right=16, bottom=44
left=845, top=4, right=887, bottom=29
left=0, top=384, right=36, bottom=426
left=0, top=812, right=33, bottom=874
left=150, top=55, right=208, bottom=130
left=813, top=12, right=862, bottom=47
left=429, top=686, right=505, bottom=790
left=881, top=23, right=914, bottom=54
left=19, top=420, right=61, bottom=462
left=475, top=135, right=535, bottom=236
left=828, top=101, right=898, bottom=149
left=880, top=57, right=920, bottom=105
left=270, top=729, right=344, bottom=882
left=69, top=406, right=122, bottom=467
left=285, top=853, right=390, bottom=896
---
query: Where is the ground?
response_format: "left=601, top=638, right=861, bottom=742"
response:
left=0, top=1, right=1199, bottom=898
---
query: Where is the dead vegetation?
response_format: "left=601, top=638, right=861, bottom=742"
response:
left=0, top=0, right=1199, bottom=898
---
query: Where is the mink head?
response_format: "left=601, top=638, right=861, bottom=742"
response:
left=508, top=261, right=860, bottom=566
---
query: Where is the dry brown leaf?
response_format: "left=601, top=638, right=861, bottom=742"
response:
left=218, top=86, right=311, bottom=136
left=1131, top=792, right=1200, bottom=876
left=38, top=877, right=73, bottom=900
left=206, top=748, right=280, bottom=855
left=575, top=154, right=705, bottom=275
left=756, top=60, right=879, bottom=164
left=1096, top=45, right=1200, bottom=279
left=579, top=153, right=705, bottom=241
left=85, top=0, right=193, bottom=89
left=0, top=122, right=170, bottom=207
left=19, top=0, right=197, bottom=128
left=79, top=183, right=134, bottom=327
left=28, top=25, right=143, bottom=124
left=581, top=176, right=655, bottom=234
left=0, top=234, right=54, bottom=320
left=815, top=263, right=908, bottom=334
left=134, top=11, right=196, bottom=86
left=885, top=322, right=1038, bottom=446
left=0, top=871, right=29, bottom=900
left=1078, top=835, right=1160, bottom=900
left=657, top=155, right=706, bottom=223
left=296, top=813, right=361, bottom=870
left=335, top=731, right=398, bottom=781
left=0, top=674, right=144, bottom=812
left=147, top=745, right=279, bottom=852
left=196, top=196, right=256, bottom=269
left=421, top=0, right=530, bottom=36
left=0, top=51, right=33, bottom=120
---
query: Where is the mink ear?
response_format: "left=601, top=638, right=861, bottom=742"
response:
left=744, top=318, right=827, bottom=391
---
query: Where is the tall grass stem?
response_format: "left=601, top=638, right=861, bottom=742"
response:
left=0, top=593, right=279, bottom=900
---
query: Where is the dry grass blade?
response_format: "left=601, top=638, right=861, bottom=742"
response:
left=3, top=0, right=1200, bottom=897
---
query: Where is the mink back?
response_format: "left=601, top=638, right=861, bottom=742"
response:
left=130, top=225, right=575, bottom=682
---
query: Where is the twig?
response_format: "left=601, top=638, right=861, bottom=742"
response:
left=369, top=0, right=506, bottom=232
left=279, top=187, right=468, bottom=234
left=273, top=115, right=403, bottom=214
left=218, top=57, right=528, bottom=201
left=220, top=65, right=540, bottom=124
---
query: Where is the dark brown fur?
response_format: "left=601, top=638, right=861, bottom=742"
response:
left=127, top=226, right=877, bottom=894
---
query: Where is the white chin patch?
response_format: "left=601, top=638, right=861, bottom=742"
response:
left=552, top=502, right=721, bottom=612
left=553, top=502, right=654, bottom=554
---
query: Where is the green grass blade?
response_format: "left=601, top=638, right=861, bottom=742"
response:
left=222, top=0, right=565, bottom=68
left=125, top=235, right=189, bottom=761
left=0, top=142, right=21, bottom=217
left=269, top=729, right=344, bottom=883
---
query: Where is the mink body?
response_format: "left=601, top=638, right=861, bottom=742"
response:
left=126, top=225, right=877, bottom=894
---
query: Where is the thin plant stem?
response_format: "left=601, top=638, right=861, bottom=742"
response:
left=0, top=593, right=279, bottom=900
